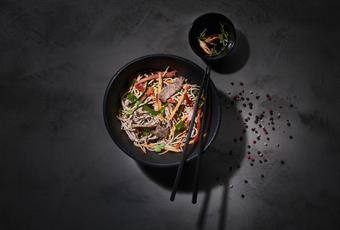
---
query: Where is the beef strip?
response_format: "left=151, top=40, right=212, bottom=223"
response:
left=158, top=77, right=184, bottom=103
left=152, top=125, right=170, bottom=139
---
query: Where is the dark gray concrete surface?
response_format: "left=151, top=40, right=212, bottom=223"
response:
left=1, top=0, right=340, bottom=229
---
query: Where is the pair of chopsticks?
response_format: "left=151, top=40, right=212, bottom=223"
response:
left=170, top=65, right=211, bottom=203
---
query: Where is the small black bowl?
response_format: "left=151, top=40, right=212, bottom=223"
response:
left=189, top=13, right=236, bottom=63
left=103, top=54, right=221, bottom=167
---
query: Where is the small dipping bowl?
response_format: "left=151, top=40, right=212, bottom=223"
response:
left=189, top=13, right=236, bottom=64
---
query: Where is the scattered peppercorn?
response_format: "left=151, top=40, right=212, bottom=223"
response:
left=266, top=94, right=272, bottom=101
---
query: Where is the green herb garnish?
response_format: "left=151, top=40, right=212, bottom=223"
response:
left=143, top=104, right=158, bottom=116
left=125, top=100, right=142, bottom=115
left=154, top=143, right=165, bottom=153
left=199, top=28, right=207, bottom=40
left=160, top=102, right=168, bottom=115
left=142, top=127, right=151, bottom=136
left=198, top=22, right=230, bottom=56
left=175, top=120, right=185, bottom=132
left=127, top=93, right=138, bottom=103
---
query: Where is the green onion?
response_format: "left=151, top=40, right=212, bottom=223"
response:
left=127, top=93, right=138, bottom=103
left=160, top=102, right=168, bottom=115
left=154, top=143, right=165, bottom=153
left=125, top=81, right=151, bottom=115
left=125, top=100, right=142, bottom=115
left=199, top=28, right=207, bottom=40
left=142, top=128, right=151, bottom=136
left=175, top=120, right=185, bottom=132
left=143, top=104, right=158, bottom=116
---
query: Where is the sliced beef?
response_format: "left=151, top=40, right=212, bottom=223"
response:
left=152, top=125, right=170, bottom=139
left=159, top=77, right=184, bottom=103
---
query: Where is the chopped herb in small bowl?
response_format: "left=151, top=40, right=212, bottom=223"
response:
left=189, top=13, right=236, bottom=62
left=198, top=23, right=230, bottom=57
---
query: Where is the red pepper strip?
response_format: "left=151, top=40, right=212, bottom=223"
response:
left=135, top=83, right=145, bottom=92
left=184, top=93, right=193, bottom=107
left=146, top=87, right=154, bottom=96
left=192, top=108, right=202, bottom=143
left=168, top=98, right=176, bottom=104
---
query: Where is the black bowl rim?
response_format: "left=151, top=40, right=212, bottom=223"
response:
left=103, top=53, right=221, bottom=167
left=189, top=12, right=236, bottom=62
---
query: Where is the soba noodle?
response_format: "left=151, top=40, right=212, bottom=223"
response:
left=117, top=67, right=203, bottom=154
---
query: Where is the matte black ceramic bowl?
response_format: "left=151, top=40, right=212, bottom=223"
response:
left=189, top=13, right=236, bottom=63
left=103, top=54, right=221, bottom=167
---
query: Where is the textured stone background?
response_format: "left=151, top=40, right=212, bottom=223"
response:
left=1, top=0, right=340, bottom=229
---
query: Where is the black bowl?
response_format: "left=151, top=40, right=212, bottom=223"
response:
left=189, top=13, right=236, bottom=63
left=103, top=54, right=221, bottom=167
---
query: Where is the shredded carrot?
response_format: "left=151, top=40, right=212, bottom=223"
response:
left=146, top=87, right=154, bottom=96
left=156, top=72, right=162, bottom=111
left=135, top=70, right=177, bottom=85
left=169, top=86, right=188, bottom=120
left=158, top=72, right=163, bottom=92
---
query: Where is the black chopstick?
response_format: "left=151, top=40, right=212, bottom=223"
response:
left=192, top=67, right=210, bottom=204
left=170, top=65, right=211, bottom=202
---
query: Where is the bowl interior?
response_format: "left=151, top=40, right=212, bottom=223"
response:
left=189, top=13, right=236, bottom=62
left=103, top=54, right=221, bottom=167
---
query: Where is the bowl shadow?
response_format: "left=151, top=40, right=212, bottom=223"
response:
left=138, top=90, right=246, bottom=229
left=208, top=29, right=250, bottom=74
